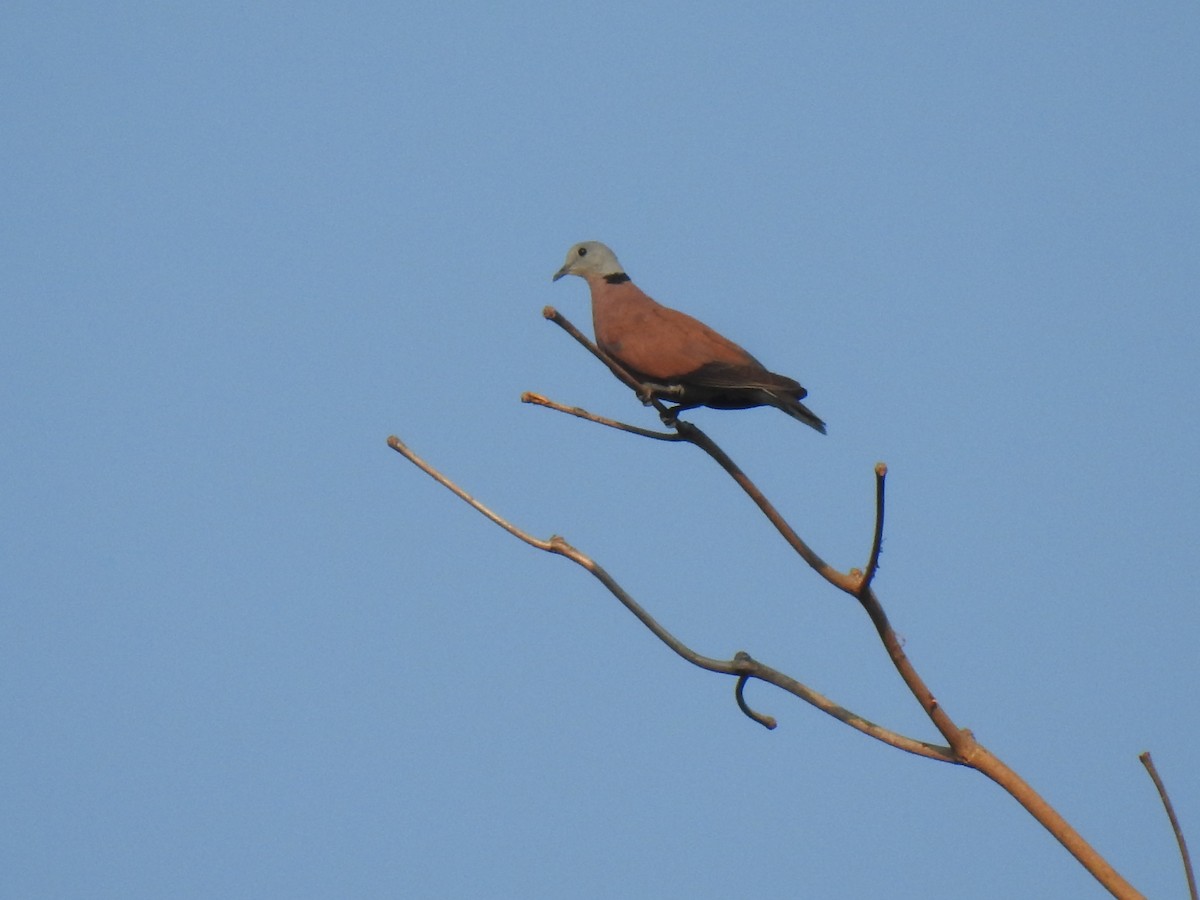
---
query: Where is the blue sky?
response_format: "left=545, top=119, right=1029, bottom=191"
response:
left=3, top=3, right=1198, bottom=897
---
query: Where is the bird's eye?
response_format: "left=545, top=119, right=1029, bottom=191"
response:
left=577, top=247, right=587, bottom=257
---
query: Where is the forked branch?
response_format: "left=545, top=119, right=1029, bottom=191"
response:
left=510, top=308, right=1146, bottom=899
left=390, top=423, right=1147, bottom=895
left=386, top=306, right=1178, bottom=898
left=387, top=434, right=953, bottom=762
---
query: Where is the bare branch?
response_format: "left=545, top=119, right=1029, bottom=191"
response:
left=386, top=433, right=954, bottom=762
left=968, top=747, right=1143, bottom=899
left=387, top=434, right=554, bottom=553
left=527, top=311, right=1148, bottom=899
left=530, top=316, right=969, bottom=741
left=739, top=652, right=957, bottom=762
left=861, top=462, right=887, bottom=589
left=673, top=419, right=860, bottom=589
left=531, top=312, right=863, bottom=590
left=390, top=429, right=1146, bottom=895
left=520, top=392, right=683, bottom=442
left=1140, top=751, right=1197, bottom=900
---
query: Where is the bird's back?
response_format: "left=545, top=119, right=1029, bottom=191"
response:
left=590, top=279, right=765, bottom=384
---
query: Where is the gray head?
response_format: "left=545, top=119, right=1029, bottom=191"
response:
left=552, top=241, right=625, bottom=282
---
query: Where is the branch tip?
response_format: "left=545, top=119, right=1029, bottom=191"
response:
left=735, top=674, right=777, bottom=730
left=542, top=305, right=557, bottom=319
left=860, top=461, right=887, bottom=590
left=521, top=391, right=555, bottom=407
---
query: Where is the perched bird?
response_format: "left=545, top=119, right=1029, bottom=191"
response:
left=552, top=241, right=826, bottom=433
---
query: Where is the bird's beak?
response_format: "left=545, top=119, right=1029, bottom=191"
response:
left=552, top=265, right=569, bottom=282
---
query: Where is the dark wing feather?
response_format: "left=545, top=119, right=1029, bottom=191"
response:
left=679, top=361, right=807, bottom=400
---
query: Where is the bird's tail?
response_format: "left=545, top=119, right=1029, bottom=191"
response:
left=775, top=395, right=827, bottom=434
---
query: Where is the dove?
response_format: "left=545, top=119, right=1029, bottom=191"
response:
left=553, top=241, right=826, bottom=433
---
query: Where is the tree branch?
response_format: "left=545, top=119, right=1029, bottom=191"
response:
left=1140, top=751, right=1197, bottom=900
left=387, top=434, right=954, bottom=763
left=520, top=391, right=683, bottom=442
left=536, top=313, right=973, bottom=747
left=523, top=310, right=1147, bottom=899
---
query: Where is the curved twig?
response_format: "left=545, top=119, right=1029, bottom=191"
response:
left=1140, top=751, right=1197, bottom=900
left=734, top=671, right=776, bottom=730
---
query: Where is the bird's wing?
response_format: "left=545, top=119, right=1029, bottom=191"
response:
left=595, top=289, right=765, bottom=381
left=678, top=361, right=807, bottom=399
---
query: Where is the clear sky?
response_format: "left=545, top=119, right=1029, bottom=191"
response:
left=3, top=3, right=1198, bottom=898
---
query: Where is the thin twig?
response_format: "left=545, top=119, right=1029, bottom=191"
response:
left=861, top=462, right=887, bottom=589
left=734, top=672, right=776, bottom=730
left=1140, top=751, right=1197, bottom=900
left=521, top=392, right=683, bottom=441
left=388, top=434, right=554, bottom=551
left=672, top=420, right=859, bottom=590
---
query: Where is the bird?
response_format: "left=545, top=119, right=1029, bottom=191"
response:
left=552, top=241, right=826, bottom=433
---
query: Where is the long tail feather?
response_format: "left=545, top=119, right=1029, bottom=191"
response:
left=774, top=394, right=826, bottom=433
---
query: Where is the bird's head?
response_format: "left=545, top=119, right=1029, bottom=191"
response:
left=552, top=241, right=625, bottom=282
